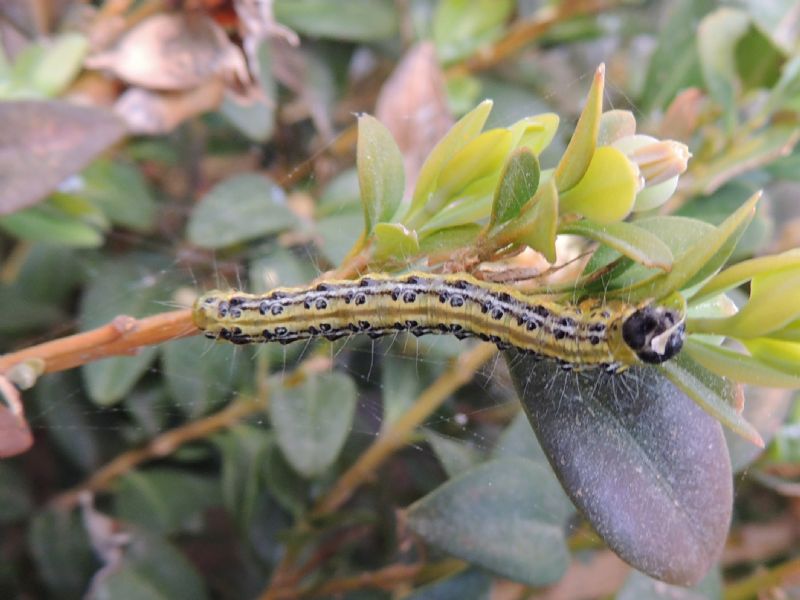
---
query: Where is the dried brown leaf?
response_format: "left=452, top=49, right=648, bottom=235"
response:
left=86, top=13, right=248, bottom=91
left=376, top=42, right=452, bottom=197
left=114, top=79, right=226, bottom=135
left=0, top=100, right=126, bottom=215
left=659, top=88, right=705, bottom=143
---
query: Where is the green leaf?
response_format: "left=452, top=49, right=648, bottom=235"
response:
left=558, top=146, right=639, bottom=223
left=81, top=159, right=157, bottom=233
left=659, top=352, right=762, bottom=447
left=187, top=174, right=296, bottom=249
left=620, top=191, right=760, bottom=301
left=406, top=457, right=571, bottom=586
left=433, top=0, right=514, bottom=64
left=554, top=64, right=604, bottom=192
left=639, top=0, right=714, bottom=111
left=509, top=357, right=733, bottom=586
left=697, top=8, right=751, bottom=131
left=80, top=256, right=176, bottom=405
left=419, top=188, right=493, bottom=234
left=418, top=224, right=482, bottom=256
left=691, top=248, right=800, bottom=305
left=115, top=469, right=221, bottom=533
left=220, top=41, right=275, bottom=142
left=381, top=354, right=425, bottom=428
left=28, top=509, right=96, bottom=599
left=559, top=220, right=673, bottom=271
left=618, top=569, right=723, bottom=600
left=597, top=110, right=636, bottom=146
left=496, top=177, right=558, bottom=262
left=214, top=425, right=271, bottom=530
left=357, top=114, right=405, bottom=232
left=685, top=338, right=800, bottom=388
left=691, top=268, right=800, bottom=339
left=274, top=0, right=398, bottom=42
left=766, top=55, right=800, bottom=114
left=90, top=530, right=208, bottom=600
left=744, top=338, right=800, bottom=380
left=28, top=33, right=89, bottom=97
left=263, top=442, right=310, bottom=517
left=0, top=463, right=32, bottom=522
left=489, top=148, right=540, bottom=228
left=431, top=128, right=513, bottom=214
left=508, top=113, right=560, bottom=156
left=373, top=222, right=419, bottom=263
left=0, top=202, right=104, bottom=247
left=161, top=336, right=250, bottom=418
left=270, top=372, right=357, bottom=478
left=424, top=430, right=481, bottom=477
left=408, top=100, right=493, bottom=222
left=405, top=569, right=491, bottom=600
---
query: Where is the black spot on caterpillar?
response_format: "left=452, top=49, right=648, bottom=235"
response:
left=193, top=272, right=685, bottom=372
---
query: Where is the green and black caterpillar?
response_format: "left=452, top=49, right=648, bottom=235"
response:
left=193, top=272, right=686, bottom=373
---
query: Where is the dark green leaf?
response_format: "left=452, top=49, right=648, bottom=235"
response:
left=274, top=0, right=398, bottom=42
left=489, top=148, right=540, bottom=228
left=80, top=256, right=176, bottom=405
left=0, top=463, right=32, bottom=522
left=270, top=372, right=357, bottom=478
left=81, top=160, right=157, bottom=233
left=509, top=357, right=732, bottom=586
left=28, top=509, right=96, bottom=600
left=91, top=530, right=208, bottom=600
left=424, top=430, right=481, bottom=477
left=405, top=569, right=491, bottom=600
left=115, top=469, right=221, bottom=533
left=0, top=201, right=104, bottom=247
left=187, top=174, right=296, bottom=249
left=407, top=457, right=571, bottom=586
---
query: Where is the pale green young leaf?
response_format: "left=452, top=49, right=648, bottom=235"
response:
left=554, top=64, right=604, bottom=192
left=559, top=220, right=673, bottom=271
left=597, top=110, right=636, bottom=146
left=373, top=222, right=420, bottom=262
left=356, top=114, right=405, bottom=233
left=508, top=113, right=560, bottom=155
left=685, top=338, right=800, bottom=389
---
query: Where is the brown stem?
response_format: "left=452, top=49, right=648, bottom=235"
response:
left=445, top=0, right=618, bottom=78
left=52, top=395, right=264, bottom=509
left=0, top=309, right=198, bottom=377
left=270, top=562, right=425, bottom=600
left=724, top=556, right=800, bottom=600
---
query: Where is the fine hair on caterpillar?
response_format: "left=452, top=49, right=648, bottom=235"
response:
left=192, top=272, right=686, bottom=373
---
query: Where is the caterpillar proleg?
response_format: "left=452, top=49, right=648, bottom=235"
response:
left=192, top=272, right=686, bottom=373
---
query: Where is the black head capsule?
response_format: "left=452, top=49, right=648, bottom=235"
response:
left=621, top=306, right=685, bottom=364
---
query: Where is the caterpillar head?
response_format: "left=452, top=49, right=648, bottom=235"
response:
left=621, top=305, right=685, bottom=364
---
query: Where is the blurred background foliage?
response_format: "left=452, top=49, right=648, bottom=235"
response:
left=1, top=0, right=800, bottom=598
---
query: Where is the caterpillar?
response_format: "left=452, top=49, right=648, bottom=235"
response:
left=192, top=272, right=686, bottom=373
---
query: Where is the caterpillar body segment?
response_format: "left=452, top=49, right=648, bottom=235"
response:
left=193, top=272, right=685, bottom=372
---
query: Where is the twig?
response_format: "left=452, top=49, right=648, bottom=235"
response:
left=311, top=343, right=498, bottom=516
left=270, top=562, right=425, bottom=600
left=724, top=556, right=800, bottom=600
left=445, top=0, right=618, bottom=78
left=52, top=395, right=264, bottom=510
left=0, top=309, right=198, bottom=377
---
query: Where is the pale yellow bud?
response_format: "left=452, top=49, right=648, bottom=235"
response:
left=629, top=140, right=691, bottom=187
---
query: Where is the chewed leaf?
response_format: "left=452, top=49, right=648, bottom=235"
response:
left=509, top=357, right=732, bottom=586
left=558, top=146, right=639, bottom=223
left=685, top=338, right=800, bottom=389
left=489, top=148, right=540, bottom=228
left=560, top=219, right=673, bottom=271
left=408, top=100, right=492, bottom=221
left=691, top=248, right=800, bottom=305
left=406, top=457, right=571, bottom=586
left=357, top=114, right=405, bottom=232
left=691, top=268, right=800, bottom=339
left=659, top=352, right=763, bottom=447
left=554, top=64, right=604, bottom=192
left=373, top=222, right=420, bottom=262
